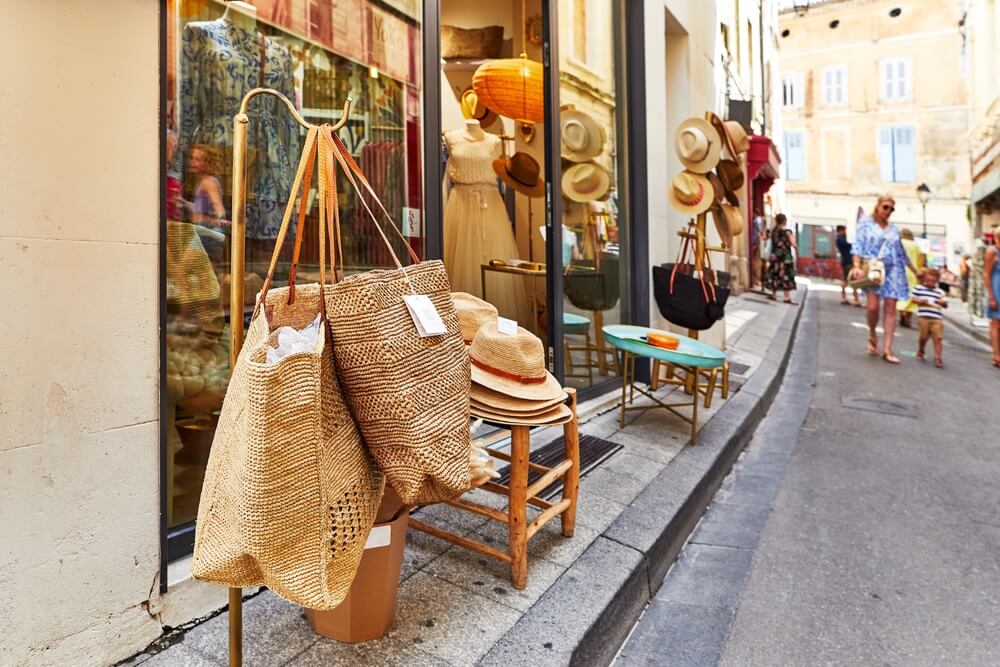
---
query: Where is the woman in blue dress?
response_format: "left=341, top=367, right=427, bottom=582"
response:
left=984, top=240, right=1000, bottom=367
left=849, top=196, right=917, bottom=364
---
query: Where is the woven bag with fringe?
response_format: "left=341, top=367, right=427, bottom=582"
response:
left=192, top=127, right=384, bottom=609
left=320, top=128, right=473, bottom=506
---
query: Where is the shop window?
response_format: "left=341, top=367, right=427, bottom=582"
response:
left=821, top=65, right=847, bottom=106
left=881, top=57, right=911, bottom=102
left=879, top=126, right=916, bottom=183
left=782, top=72, right=804, bottom=108
left=163, top=0, right=425, bottom=560
left=782, top=130, right=805, bottom=181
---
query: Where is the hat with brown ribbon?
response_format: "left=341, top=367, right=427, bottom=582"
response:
left=469, top=321, right=566, bottom=402
left=461, top=88, right=499, bottom=129
left=676, top=118, right=722, bottom=173
left=668, top=171, right=714, bottom=215
left=452, top=292, right=498, bottom=344
left=493, top=151, right=545, bottom=198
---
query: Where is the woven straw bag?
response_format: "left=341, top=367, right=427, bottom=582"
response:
left=192, top=128, right=384, bottom=609
left=321, top=129, right=473, bottom=505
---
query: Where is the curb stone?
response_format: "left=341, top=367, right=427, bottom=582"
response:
left=479, top=288, right=808, bottom=667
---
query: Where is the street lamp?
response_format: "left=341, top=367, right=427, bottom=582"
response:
left=793, top=0, right=810, bottom=16
left=916, top=182, right=931, bottom=239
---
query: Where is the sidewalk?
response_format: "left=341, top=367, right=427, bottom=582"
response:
left=941, top=298, right=991, bottom=346
left=123, top=291, right=805, bottom=667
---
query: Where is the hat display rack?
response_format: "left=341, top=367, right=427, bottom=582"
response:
left=668, top=111, right=749, bottom=341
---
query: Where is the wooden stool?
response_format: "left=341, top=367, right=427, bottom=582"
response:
left=409, top=389, right=580, bottom=590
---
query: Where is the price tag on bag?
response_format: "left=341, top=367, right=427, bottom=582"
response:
left=403, top=294, right=448, bottom=337
left=497, top=316, right=518, bottom=335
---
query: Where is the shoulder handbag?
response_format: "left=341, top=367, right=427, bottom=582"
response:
left=193, top=128, right=384, bottom=610
left=564, top=253, right=620, bottom=312
left=322, top=129, right=473, bottom=506
left=652, top=229, right=730, bottom=331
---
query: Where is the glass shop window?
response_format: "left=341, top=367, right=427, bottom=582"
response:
left=163, top=0, right=424, bottom=551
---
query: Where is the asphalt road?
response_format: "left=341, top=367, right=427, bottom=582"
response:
left=617, top=288, right=1000, bottom=666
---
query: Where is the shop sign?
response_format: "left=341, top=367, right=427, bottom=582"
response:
left=379, top=0, right=420, bottom=20
left=368, top=5, right=411, bottom=83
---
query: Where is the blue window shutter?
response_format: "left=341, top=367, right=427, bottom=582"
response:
left=786, top=132, right=805, bottom=180
left=894, top=127, right=916, bottom=182
left=879, top=127, right=895, bottom=182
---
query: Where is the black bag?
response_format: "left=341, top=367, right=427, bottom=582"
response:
left=564, top=252, right=620, bottom=311
left=652, top=233, right=730, bottom=331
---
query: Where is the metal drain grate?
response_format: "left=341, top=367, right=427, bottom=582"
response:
left=841, top=395, right=918, bottom=419
left=493, top=435, right=623, bottom=501
left=728, top=361, right=751, bottom=376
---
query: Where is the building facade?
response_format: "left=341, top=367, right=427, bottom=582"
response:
left=1, top=2, right=780, bottom=665
left=967, top=0, right=1000, bottom=237
left=778, top=0, right=972, bottom=275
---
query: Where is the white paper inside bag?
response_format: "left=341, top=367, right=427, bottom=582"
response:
left=266, top=314, right=322, bottom=365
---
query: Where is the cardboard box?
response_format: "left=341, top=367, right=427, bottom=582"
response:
left=304, top=507, right=408, bottom=643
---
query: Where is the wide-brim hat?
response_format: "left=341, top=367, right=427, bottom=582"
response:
left=561, top=106, right=605, bottom=162
left=452, top=291, right=498, bottom=344
left=668, top=171, right=714, bottom=215
left=716, top=159, right=743, bottom=206
left=469, top=321, right=565, bottom=402
left=711, top=201, right=744, bottom=245
left=461, top=88, right=499, bottom=129
left=562, top=161, right=611, bottom=203
left=710, top=114, right=750, bottom=157
left=471, top=401, right=573, bottom=426
left=493, top=151, right=545, bottom=198
left=676, top=118, right=722, bottom=173
left=470, top=383, right=567, bottom=413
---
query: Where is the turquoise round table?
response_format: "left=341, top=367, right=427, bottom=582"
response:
left=602, top=325, right=725, bottom=445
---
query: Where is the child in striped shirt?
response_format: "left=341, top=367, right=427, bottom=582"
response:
left=914, top=267, right=948, bottom=368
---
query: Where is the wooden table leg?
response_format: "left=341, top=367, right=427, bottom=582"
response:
left=561, top=389, right=580, bottom=538
left=619, top=351, right=630, bottom=428
left=508, top=425, right=530, bottom=590
left=593, top=310, right=607, bottom=375
left=690, top=368, right=699, bottom=446
left=229, top=587, right=242, bottom=666
left=721, top=360, right=730, bottom=399
left=650, top=359, right=661, bottom=391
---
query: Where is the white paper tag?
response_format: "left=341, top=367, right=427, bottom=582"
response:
left=497, top=316, right=518, bottom=335
left=403, top=294, right=448, bottom=337
left=364, top=525, right=391, bottom=550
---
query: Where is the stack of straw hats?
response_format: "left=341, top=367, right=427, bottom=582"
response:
left=452, top=292, right=570, bottom=425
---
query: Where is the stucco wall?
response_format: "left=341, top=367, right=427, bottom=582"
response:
left=0, top=2, right=163, bottom=665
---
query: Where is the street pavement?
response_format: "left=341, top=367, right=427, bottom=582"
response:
left=617, top=286, right=1000, bottom=666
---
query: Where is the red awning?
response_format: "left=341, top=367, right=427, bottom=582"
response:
left=747, top=135, right=781, bottom=193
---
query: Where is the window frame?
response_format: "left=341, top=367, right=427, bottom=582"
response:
left=880, top=57, right=912, bottom=103
left=877, top=124, right=917, bottom=183
left=820, top=64, right=848, bottom=107
left=782, top=129, right=806, bottom=181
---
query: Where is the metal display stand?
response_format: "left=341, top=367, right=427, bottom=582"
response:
left=226, top=87, right=353, bottom=667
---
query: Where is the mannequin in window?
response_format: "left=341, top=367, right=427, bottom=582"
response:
left=180, top=1, right=300, bottom=258
left=443, top=116, right=531, bottom=326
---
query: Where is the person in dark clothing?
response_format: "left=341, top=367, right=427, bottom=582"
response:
left=837, top=225, right=860, bottom=306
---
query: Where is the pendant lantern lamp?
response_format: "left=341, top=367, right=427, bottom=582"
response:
left=472, top=54, right=545, bottom=124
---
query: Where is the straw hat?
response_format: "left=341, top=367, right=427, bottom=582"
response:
left=710, top=114, right=750, bottom=157
left=471, top=401, right=573, bottom=426
left=470, top=383, right=567, bottom=413
left=562, top=162, right=611, bottom=202
left=469, top=322, right=565, bottom=402
left=711, top=201, right=744, bottom=245
left=667, top=171, right=714, bottom=215
left=716, top=159, right=744, bottom=206
left=561, top=106, right=605, bottom=162
left=452, top=292, right=497, bottom=344
left=493, top=152, right=545, bottom=198
left=461, top=88, right=499, bottom=128
left=675, top=118, right=721, bottom=173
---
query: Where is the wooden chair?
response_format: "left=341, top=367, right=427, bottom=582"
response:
left=409, top=389, right=580, bottom=590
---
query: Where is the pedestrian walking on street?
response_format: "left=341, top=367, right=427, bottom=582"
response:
left=850, top=195, right=917, bottom=364
left=985, top=240, right=1000, bottom=367
left=896, top=228, right=923, bottom=328
left=959, top=253, right=971, bottom=303
left=765, top=213, right=798, bottom=304
left=913, top=267, right=948, bottom=368
left=837, top=224, right=861, bottom=306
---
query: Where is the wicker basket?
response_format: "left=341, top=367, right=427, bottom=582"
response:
left=442, top=25, right=504, bottom=59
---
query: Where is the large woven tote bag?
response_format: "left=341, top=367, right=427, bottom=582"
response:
left=320, top=129, right=472, bottom=505
left=192, top=128, right=384, bottom=610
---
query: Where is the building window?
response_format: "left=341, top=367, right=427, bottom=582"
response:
left=881, top=58, right=911, bottom=102
left=821, top=65, right=847, bottom=106
left=568, top=0, right=601, bottom=70
left=782, top=130, right=806, bottom=181
left=782, top=72, right=804, bottom=108
left=879, top=126, right=916, bottom=182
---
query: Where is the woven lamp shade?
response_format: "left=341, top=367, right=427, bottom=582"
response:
left=472, top=56, right=545, bottom=124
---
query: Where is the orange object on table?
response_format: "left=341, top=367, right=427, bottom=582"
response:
left=647, top=332, right=680, bottom=350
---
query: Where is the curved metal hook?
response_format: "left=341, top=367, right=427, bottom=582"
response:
left=235, top=88, right=353, bottom=131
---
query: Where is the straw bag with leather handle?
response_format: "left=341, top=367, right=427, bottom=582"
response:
left=192, top=128, right=384, bottom=609
left=321, top=129, right=473, bottom=506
